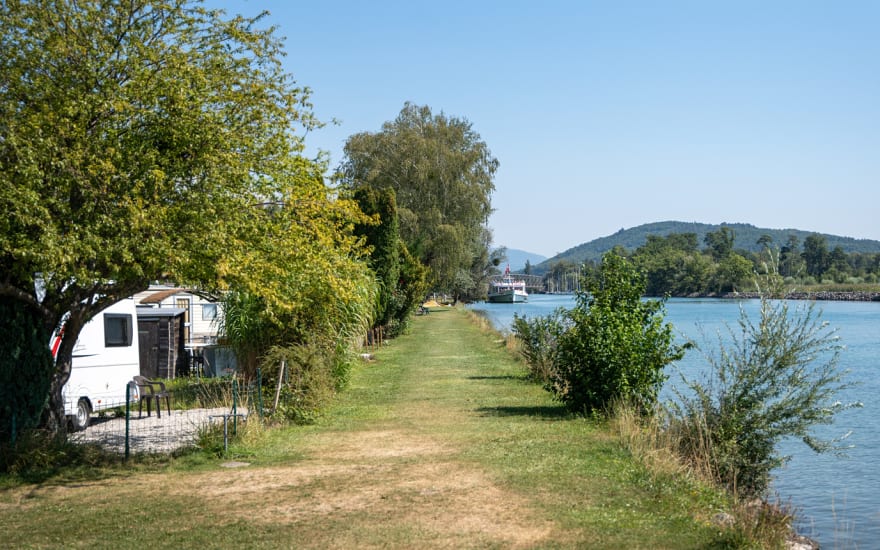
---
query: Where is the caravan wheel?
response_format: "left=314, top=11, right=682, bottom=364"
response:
left=71, top=398, right=92, bottom=431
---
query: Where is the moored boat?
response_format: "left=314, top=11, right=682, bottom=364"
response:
left=488, top=266, right=528, bottom=303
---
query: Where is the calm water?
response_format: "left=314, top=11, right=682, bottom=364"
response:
left=468, top=294, right=880, bottom=547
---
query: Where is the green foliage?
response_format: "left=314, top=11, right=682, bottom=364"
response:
left=597, top=225, right=880, bottom=296
left=0, top=428, right=119, bottom=479
left=511, top=308, right=569, bottom=383
left=802, top=233, right=830, bottom=278
left=259, top=343, right=341, bottom=424
left=710, top=253, right=753, bottom=293
left=550, top=252, right=685, bottom=414
left=217, top=291, right=267, bottom=379
left=536, top=221, right=880, bottom=273
left=633, top=233, right=712, bottom=295
left=352, top=187, right=401, bottom=328
left=0, top=298, right=54, bottom=443
left=704, top=226, right=736, bottom=260
left=339, top=102, right=498, bottom=296
left=385, top=241, right=429, bottom=336
left=668, top=266, right=862, bottom=497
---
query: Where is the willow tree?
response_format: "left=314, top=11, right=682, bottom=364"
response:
left=0, top=0, right=365, bottom=434
left=338, top=103, right=498, bottom=299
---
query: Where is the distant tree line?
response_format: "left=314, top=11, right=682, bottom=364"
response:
left=542, top=227, right=880, bottom=296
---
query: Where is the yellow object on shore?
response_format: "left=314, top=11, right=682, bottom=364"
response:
left=422, top=300, right=441, bottom=308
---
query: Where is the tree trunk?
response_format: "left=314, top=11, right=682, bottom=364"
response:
left=43, top=316, right=82, bottom=439
left=45, top=371, right=69, bottom=438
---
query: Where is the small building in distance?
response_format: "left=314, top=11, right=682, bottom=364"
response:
left=134, top=286, right=222, bottom=346
left=136, top=307, right=186, bottom=379
left=134, top=286, right=234, bottom=377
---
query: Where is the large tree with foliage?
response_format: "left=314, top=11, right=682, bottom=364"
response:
left=802, top=234, right=830, bottom=279
left=633, top=233, right=712, bottom=296
left=0, top=0, right=370, bottom=434
left=338, top=103, right=498, bottom=298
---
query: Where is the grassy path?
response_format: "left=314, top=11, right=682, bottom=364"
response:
left=0, top=307, right=725, bottom=549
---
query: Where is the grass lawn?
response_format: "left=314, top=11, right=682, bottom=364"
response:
left=0, top=307, right=733, bottom=549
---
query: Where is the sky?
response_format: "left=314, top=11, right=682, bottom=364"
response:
left=212, top=1, right=879, bottom=258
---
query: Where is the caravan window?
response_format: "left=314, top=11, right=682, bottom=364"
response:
left=104, top=314, right=133, bottom=347
left=202, top=303, right=217, bottom=321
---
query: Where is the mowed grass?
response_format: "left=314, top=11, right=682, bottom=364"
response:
left=0, top=307, right=731, bottom=549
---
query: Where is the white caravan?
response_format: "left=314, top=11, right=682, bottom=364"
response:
left=51, top=297, right=141, bottom=430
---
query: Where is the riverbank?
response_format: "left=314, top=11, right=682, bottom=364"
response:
left=720, top=290, right=880, bottom=301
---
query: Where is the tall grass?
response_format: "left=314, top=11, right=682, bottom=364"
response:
left=610, top=399, right=795, bottom=548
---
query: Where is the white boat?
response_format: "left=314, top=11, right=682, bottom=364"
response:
left=488, top=266, right=528, bottom=303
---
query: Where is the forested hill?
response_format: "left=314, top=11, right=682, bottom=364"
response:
left=534, top=221, right=880, bottom=271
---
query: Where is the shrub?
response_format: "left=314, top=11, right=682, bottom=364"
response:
left=258, top=342, right=339, bottom=424
left=550, top=252, right=685, bottom=414
left=511, top=308, right=569, bottom=384
left=668, top=269, right=862, bottom=497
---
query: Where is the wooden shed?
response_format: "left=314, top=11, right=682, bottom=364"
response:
left=136, top=307, right=186, bottom=379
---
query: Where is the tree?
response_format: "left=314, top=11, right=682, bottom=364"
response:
left=710, top=253, right=753, bottom=293
left=704, top=226, right=736, bottom=261
left=780, top=234, right=803, bottom=277
left=338, top=103, right=498, bottom=298
left=351, top=187, right=427, bottom=334
left=756, top=234, right=774, bottom=265
left=829, top=246, right=849, bottom=275
left=550, top=252, right=685, bottom=414
left=756, top=234, right=774, bottom=249
left=802, top=234, right=830, bottom=279
left=353, top=187, right=401, bottom=327
left=0, top=0, right=360, bottom=433
left=633, top=233, right=708, bottom=296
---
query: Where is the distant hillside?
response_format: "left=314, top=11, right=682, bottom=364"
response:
left=534, top=221, right=880, bottom=273
left=496, top=248, right=547, bottom=272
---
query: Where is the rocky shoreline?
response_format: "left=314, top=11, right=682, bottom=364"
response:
left=718, top=291, right=880, bottom=302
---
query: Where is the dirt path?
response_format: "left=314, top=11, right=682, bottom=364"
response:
left=174, top=309, right=562, bottom=548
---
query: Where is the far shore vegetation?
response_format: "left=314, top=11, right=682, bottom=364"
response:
left=537, top=227, right=880, bottom=297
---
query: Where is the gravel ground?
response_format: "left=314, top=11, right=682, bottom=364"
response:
left=70, top=407, right=249, bottom=454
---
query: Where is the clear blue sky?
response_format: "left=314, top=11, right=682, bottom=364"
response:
left=213, top=1, right=879, bottom=258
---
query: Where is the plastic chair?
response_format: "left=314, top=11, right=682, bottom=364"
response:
left=132, top=376, right=171, bottom=418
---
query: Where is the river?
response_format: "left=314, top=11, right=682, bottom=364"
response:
left=467, top=294, right=880, bottom=547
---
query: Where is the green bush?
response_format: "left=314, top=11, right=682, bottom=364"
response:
left=550, top=252, right=685, bottom=414
left=669, top=270, right=862, bottom=497
left=511, top=308, right=569, bottom=384
left=258, top=342, right=339, bottom=424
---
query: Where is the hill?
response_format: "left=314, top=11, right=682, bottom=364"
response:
left=534, top=221, right=880, bottom=272
left=496, top=247, right=547, bottom=272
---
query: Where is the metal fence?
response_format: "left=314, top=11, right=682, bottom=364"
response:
left=69, top=378, right=251, bottom=458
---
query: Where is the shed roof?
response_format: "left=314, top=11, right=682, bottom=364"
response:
left=136, top=307, right=186, bottom=318
left=139, top=288, right=190, bottom=304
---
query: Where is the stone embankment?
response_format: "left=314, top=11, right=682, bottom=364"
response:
left=720, top=291, right=880, bottom=302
